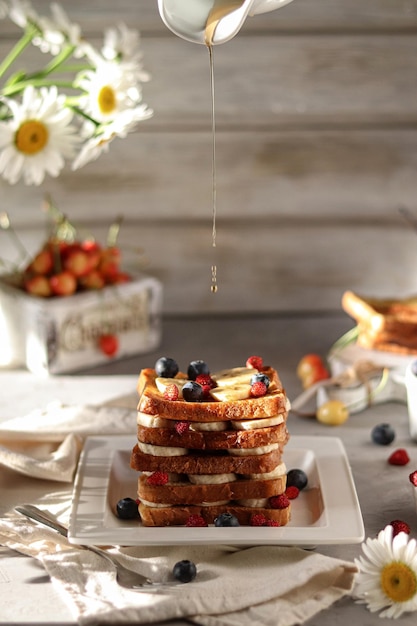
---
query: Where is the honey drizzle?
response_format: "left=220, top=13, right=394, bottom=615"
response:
left=207, top=44, right=218, bottom=293
left=205, top=2, right=245, bottom=293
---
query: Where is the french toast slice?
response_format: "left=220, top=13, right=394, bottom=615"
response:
left=138, top=502, right=291, bottom=527
left=130, top=443, right=285, bottom=474
left=136, top=420, right=289, bottom=451
left=342, top=290, right=417, bottom=354
left=138, top=473, right=287, bottom=505
left=137, top=366, right=289, bottom=421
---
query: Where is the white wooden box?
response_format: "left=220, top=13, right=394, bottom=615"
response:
left=0, top=275, right=162, bottom=375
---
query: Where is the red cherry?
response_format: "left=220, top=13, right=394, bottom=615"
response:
left=29, top=249, right=54, bottom=275
left=99, top=247, right=121, bottom=279
left=63, top=248, right=92, bottom=277
left=24, top=274, right=52, bottom=297
left=79, top=269, right=105, bottom=290
left=98, top=334, right=119, bottom=357
left=49, top=271, right=77, bottom=296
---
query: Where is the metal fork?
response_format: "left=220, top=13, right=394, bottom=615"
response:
left=14, top=504, right=175, bottom=591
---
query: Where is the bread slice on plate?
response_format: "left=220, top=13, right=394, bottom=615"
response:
left=342, top=290, right=417, bottom=354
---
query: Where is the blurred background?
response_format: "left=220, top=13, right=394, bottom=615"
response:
left=1, top=0, right=417, bottom=316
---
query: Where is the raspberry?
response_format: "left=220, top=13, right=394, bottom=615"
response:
left=285, top=486, right=300, bottom=500
left=409, top=470, right=417, bottom=486
left=269, top=494, right=290, bottom=509
left=251, top=381, right=267, bottom=397
left=195, top=374, right=214, bottom=396
left=185, top=514, right=208, bottom=527
left=265, top=519, right=280, bottom=527
left=246, top=355, right=263, bottom=370
left=175, top=421, right=190, bottom=435
left=388, top=448, right=410, bottom=466
left=390, top=520, right=411, bottom=537
left=250, top=513, right=267, bottom=526
left=146, top=471, right=169, bottom=486
left=164, top=384, right=179, bottom=401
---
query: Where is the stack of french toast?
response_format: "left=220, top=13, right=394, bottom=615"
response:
left=342, top=290, right=417, bottom=354
left=130, top=356, right=292, bottom=526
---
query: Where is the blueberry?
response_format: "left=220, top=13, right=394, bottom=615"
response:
left=250, top=373, right=270, bottom=388
left=214, top=512, right=240, bottom=527
left=412, top=361, right=417, bottom=376
left=187, top=360, right=210, bottom=381
left=371, top=423, right=396, bottom=446
left=116, top=497, right=139, bottom=519
left=286, top=469, right=308, bottom=491
left=172, top=560, right=197, bottom=583
left=155, top=357, right=179, bottom=378
left=182, top=381, right=204, bottom=402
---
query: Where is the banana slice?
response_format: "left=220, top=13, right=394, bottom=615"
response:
left=190, top=421, right=228, bottom=431
left=140, top=498, right=173, bottom=508
left=245, top=462, right=286, bottom=480
left=235, top=498, right=269, bottom=508
left=188, top=473, right=237, bottom=484
left=228, top=442, right=279, bottom=456
left=137, top=440, right=188, bottom=456
left=209, top=383, right=251, bottom=402
left=155, top=377, right=188, bottom=397
left=211, top=366, right=255, bottom=387
left=137, top=412, right=172, bottom=429
left=231, top=414, right=284, bottom=430
left=200, top=500, right=230, bottom=506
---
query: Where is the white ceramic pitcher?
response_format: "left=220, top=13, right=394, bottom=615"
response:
left=157, top=0, right=295, bottom=45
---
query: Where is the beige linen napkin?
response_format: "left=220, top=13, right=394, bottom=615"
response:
left=0, top=511, right=357, bottom=626
left=0, top=402, right=137, bottom=482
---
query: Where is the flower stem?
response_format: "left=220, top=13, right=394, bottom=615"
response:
left=41, top=44, right=76, bottom=76
left=0, top=27, right=36, bottom=80
left=2, top=78, right=75, bottom=97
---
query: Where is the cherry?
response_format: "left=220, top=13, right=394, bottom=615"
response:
left=316, top=400, right=349, bottom=425
left=24, top=274, right=51, bottom=297
left=98, top=334, right=119, bottom=357
left=296, top=353, right=330, bottom=389
left=49, top=271, right=77, bottom=296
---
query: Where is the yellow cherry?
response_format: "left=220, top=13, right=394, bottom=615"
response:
left=316, top=400, right=349, bottom=425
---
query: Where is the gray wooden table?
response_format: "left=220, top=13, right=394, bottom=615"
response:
left=1, top=313, right=416, bottom=625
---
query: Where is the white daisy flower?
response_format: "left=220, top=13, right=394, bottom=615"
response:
left=0, top=85, right=79, bottom=185
left=72, top=103, right=153, bottom=170
left=34, top=3, right=82, bottom=55
left=8, top=0, right=39, bottom=29
left=102, top=22, right=141, bottom=62
left=101, top=23, right=150, bottom=80
left=76, top=58, right=144, bottom=123
left=354, top=524, right=417, bottom=618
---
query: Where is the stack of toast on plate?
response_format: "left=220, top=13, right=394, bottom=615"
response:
left=130, top=357, right=292, bottom=526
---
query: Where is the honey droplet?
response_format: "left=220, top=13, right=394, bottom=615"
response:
left=211, top=284, right=218, bottom=293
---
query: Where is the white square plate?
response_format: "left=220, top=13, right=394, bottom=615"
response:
left=68, top=435, right=364, bottom=547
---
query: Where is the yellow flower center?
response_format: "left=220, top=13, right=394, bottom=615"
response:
left=98, top=85, right=117, bottom=115
left=15, top=120, right=48, bottom=155
left=380, top=562, right=417, bottom=603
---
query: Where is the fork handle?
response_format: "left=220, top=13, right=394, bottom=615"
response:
left=15, top=504, right=69, bottom=538
left=15, top=504, right=118, bottom=568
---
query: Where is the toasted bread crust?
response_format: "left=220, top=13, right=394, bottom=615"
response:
left=137, top=367, right=289, bottom=421
left=138, top=502, right=291, bottom=527
left=137, top=422, right=289, bottom=450
left=131, top=443, right=284, bottom=474
left=342, top=290, right=417, bottom=354
left=138, top=474, right=286, bottom=505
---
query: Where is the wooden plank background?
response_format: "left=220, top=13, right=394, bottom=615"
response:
left=1, top=0, right=417, bottom=314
